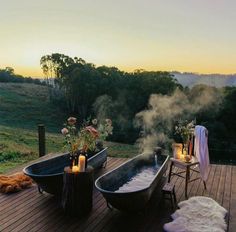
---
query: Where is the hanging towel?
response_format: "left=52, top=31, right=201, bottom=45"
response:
left=194, top=125, right=210, bottom=181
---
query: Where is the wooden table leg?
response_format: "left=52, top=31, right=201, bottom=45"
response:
left=168, top=161, right=173, bottom=182
left=185, top=166, right=190, bottom=199
left=173, top=185, right=177, bottom=206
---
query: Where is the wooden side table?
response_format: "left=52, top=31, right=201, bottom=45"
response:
left=168, top=157, right=206, bottom=199
left=61, top=166, right=94, bottom=217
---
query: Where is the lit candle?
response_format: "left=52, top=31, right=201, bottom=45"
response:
left=172, top=143, right=182, bottom=159
left=72, top=165, right=79, bottom=173
left=177, top=144, right=183, bottom=159
left=183, top=149, right=187, bottom=156
left=176, top=149, right=182, bottom=159
left=78, top=155, right=86, bottom=172
left=180, top=154, right=185, bottom=161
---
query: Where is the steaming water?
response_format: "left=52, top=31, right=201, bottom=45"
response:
left=115, top=162, right=161, bottom=192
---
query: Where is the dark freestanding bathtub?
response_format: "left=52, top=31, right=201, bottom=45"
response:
left=23, top=147, right=107, bottom=195
left=95, top=151, right=169, bottom=212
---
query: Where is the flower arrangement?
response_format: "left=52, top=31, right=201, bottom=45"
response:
left=61, top=116, right=113, bottom=156
left=174, top=120, right=195, bottom=144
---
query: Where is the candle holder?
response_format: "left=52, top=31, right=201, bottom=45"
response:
left=172, top=143, right=182, bottom=159
left=62, top=166, right=94, bottom=216
left=185, top=155, right=191, bottom=162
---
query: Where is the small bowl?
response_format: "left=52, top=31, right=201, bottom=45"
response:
left=185, top=155, right=191, bottom=162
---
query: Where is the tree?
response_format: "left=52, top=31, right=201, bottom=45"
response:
left=40, top=53, right=181, bottom=142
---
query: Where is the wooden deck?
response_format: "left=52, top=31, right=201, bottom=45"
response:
left=0, top=157, right=235, bottom=232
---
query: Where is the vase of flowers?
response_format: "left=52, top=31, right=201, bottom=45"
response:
left=61, top=117, right=113, bottom=169
left=174, top=120, right=195, bottom=159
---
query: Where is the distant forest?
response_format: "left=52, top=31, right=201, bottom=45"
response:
left=0, top=67, right=43, bottom=85
left=1, top=54, right=236, bottom=163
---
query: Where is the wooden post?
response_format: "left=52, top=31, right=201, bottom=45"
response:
left=61, top=166, right=94, bottom=217
left=38, top=124, right=45, bottom=157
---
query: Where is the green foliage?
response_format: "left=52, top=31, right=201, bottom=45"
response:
left=189, top=85, right=236, bottom=163
left=174, top=120, right=195, bottom=143
left=104, top=141, right=139, bottom=158
left=0, top=151, right=22, bottom=162
left=40, top=53, right=180, bottom=143
left=218, top=87, right=236, bottom=140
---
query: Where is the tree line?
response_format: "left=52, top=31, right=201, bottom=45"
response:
left=40, top=53, right=236, bottom=163
left=40, top=53, right=183, bottom=142
left=0, top=67, right=43, bottom=85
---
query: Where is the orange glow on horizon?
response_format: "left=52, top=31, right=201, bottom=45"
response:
left=1, top=1, right=236, bottom=77
left=12, top=64, right=236, bottom=79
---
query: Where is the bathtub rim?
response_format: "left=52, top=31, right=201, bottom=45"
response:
left=95, top=153, right=169, bottom=195
left=23, top=147, right=108, bottom=178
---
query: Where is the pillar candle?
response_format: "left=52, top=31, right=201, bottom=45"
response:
left=78, top=155, right=86, bottom=172
left=172, top=143, right=183, bottom=159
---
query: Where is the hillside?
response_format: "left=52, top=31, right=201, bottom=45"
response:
left=0, top=83, right=66, bottom=132
left=172, top=72, right=236, bottom=88
left=0, top=125, right=65, bottom=173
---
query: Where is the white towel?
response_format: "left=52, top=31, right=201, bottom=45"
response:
left=194, top=125, right=210, bottom=181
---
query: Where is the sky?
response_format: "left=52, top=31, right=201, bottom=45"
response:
left=1, top=0, right=236, bottom=77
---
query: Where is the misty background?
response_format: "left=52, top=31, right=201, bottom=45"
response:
left=173, top=72, right=236, bottom=88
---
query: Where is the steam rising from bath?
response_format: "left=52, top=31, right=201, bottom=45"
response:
left=135, top=87, right=222, bottom=154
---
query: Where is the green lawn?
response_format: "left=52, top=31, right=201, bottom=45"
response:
left=0, top=125, right=64, bottom=173
left=0, top=83, right=66, bottom=132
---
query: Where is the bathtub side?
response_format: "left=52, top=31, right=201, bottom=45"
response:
left=23, top=148, right=108, bottom=195
left=95, top=154, right=169, bottom=212
left=88, top=147, right=108, bottom=169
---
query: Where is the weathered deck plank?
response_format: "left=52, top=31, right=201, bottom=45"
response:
left=222, top=165, right=232, bottom=232
left=229, top=165, right=236, bottom=232
left=0, top=157, right=235, bottom=232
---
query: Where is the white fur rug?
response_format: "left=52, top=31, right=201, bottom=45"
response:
left=163, top=196, right=227, bottom=232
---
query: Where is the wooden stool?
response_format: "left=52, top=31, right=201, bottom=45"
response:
left=162, top=182, right=177, bottom=208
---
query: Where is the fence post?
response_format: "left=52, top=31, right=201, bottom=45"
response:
left=38, top=124, right=46, bottom=157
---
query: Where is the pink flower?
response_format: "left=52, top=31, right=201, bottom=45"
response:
left=85, top=126, right=99, bottom=138
left=61, top=128, right=69, bottom=135
left=67, top=117, right=77, bottom=125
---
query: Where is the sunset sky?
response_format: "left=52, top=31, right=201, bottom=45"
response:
left=1, top=0, right=236, bottom=77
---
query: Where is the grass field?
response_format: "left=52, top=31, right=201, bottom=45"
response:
left=0, top=83, right=66, bottom=132
left=0, top=83, right=138, bottom=173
